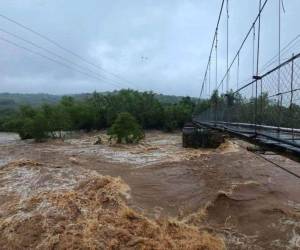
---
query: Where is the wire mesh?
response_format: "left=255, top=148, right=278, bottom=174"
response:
left=195, top=53, right=300, bottom=148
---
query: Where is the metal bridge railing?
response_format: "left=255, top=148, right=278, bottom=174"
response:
left=195, top=53, right=300, bottom=151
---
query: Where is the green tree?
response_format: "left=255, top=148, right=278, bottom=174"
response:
left=29, top=111, right=49, bottom=141
left=108, top=112, right=144, bottom=143
left=41, top=104, right=71, bottom=138
left=163, top=107, right=178, bottom=132
left=10, top=106, right=49, bottom=141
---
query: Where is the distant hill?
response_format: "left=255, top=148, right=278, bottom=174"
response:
left=0, top=93, right=61, bottom=108
left=0, top=92, right=196, bottom=118
left=154, top=93, right=197, bottom=104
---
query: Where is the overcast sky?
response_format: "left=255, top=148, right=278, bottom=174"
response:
left=0, top=0, right=299, bottom=97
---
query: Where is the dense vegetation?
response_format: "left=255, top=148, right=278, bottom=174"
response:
left=0, top=92, right=196, bottom=110
left=0, top=90, right=199, bottom=141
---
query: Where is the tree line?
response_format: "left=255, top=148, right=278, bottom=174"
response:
left=0, top=90, right=201, bottom=141
left=3, top=88, right=296, bottom=142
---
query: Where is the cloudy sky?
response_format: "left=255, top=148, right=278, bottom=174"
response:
left=0, top=0, right=299, bottom=97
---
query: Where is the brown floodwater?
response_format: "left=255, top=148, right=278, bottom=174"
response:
left=0, top=131, right=299, bottom=249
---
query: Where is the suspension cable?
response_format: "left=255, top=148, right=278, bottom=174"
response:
left=278, top=0, right=281, bottom=95
left=215, top=29, right=218, bottom=91
left=252, top=24, right=256, bottom=98
left=199, top=0, right=225, bottom=99
left=234, top=52, right=300, bottom=95
left=260, top=34, right=300, bottom=72
left=216, top=0, right=269, bottom=91
left=226, top=0, right=230, bottom=93
left=255, top=0, right=262, bottom=133
left=209, top=60, right=211, bottom=97
left=237, top=52, right=240, bottom=90
left=232, top=141, right=300, bottom=179
left=277, top=0, right=282, bottom=133
left=290, top=53, right=294, bottom=108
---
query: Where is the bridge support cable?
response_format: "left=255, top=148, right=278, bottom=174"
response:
left=290, top=55, right=294, bottom=104
left=237, top=52, right=240, bottom=90
left=252, top=24, right=256, bottom=124
left=290, top=54, right=295, bottom=141
left=277, top=0, right=284, bottom=136
left=231, top=141, right=300, bottom=180
left=252, top=24, right=256, bottom=98
left=260, top=79, right=263, bottom=123
left=278, top=0, right=282, bottom=95
left=260, top=34, right=300, bottom=73
left=198, top=0, right=225, bottom=100
left=254, top=0, right=262, bottom=135
left=216, top=0, right=269, bottom=92
left=226, top=0, right=230, bottom=93
left=232, top=52, right=300, bottom=97
left=195, top=53, right=300, bottom=154
left=215, top=29, right=219, bottom=92
left=209, top=60, right=211, bottom=97
left=195, top=0, right=300, bottom=155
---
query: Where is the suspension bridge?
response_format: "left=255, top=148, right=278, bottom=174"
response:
left=194, top=0, right=300, bottom=156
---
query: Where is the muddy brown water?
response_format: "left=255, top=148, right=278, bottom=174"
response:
left=0, top=131, right=300, bottom=249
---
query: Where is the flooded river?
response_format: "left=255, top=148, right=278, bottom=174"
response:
left=0, top=131, right=299, bottom=249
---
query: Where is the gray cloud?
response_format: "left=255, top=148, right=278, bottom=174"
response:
left=0, top=0, right=299, bottom=97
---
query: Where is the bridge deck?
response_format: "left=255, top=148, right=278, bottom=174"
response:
left=193, top=119, right=300, bottom=155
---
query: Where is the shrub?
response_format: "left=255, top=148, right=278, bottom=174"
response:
left=108, top=112, right=144, bottom=143
left=9, top=105, right=49, bottom=141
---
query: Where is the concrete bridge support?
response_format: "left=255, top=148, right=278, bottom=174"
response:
left=182, top=122, right=225, bottom=148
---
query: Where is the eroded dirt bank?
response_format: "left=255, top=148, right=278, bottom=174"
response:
left=0, top=131, right=300, bottom=249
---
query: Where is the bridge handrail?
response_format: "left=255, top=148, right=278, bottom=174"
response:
left=193, top=119, right=300, bottom=135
